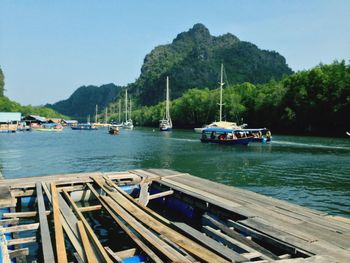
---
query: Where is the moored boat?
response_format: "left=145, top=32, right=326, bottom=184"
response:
left=108, top=124, right=119, bottom=135
left=159, top=76, right=173, bottom=131
left=71, top=123, right=97, bottom=130
left=200, top=127, right=253, bottom=145
left=35, top=123, right=63, bottom=132
left=245, top=128, right=272, bottom=143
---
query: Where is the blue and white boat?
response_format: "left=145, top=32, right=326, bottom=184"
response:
left=200, top=127, right=253, bottom=145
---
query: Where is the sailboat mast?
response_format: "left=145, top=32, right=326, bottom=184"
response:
left=125, top=89, right=128, bottom=121
left=219, top=63, right=224, bottom=122
left=95, top=105, right=98, bottom=123
left=129, top=97, right=132, bottom=120
left=118, top=100, right=121, bottom=123
left=166, top=76, right=170, bottom=120
left=105, top=108, right=108, bottom=123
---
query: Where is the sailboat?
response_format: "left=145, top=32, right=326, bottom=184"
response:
left=122, top=89, right=134, bottom=129
left=159, top=76, right=173, bottom=131
left=194, top=63, right=246, bottom=133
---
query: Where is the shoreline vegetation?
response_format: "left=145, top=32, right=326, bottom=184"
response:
left=108, top=61, right=349, bottom=137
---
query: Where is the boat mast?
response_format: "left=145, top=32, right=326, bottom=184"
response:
left=118, top=100, right=121, bottom=123
left=95, top=105, right=98, bottom=123
left=105, top=108, right=108, bottom=124
left=219, top=63, right=224, bottom=122
left=166, top=76, right=170, bottom=121
left=125, top=89, right=128, bottom=121
left=129, top=97, right=132, bottom=120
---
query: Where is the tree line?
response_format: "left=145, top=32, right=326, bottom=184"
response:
left=128, top=61, right=349, bottom=135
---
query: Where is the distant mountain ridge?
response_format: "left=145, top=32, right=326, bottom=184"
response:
left=46, top=83, right=121, bottom=119
left=48, top=23, right=293, bottom=116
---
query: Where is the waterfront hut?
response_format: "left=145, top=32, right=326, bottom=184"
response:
left=22, top=115, right=48, bottom=128
left=0, top=112, right=21, bottom=132
left=62, top=119, right=78, bottom=126
left=48, top=118, right=62, bottom=124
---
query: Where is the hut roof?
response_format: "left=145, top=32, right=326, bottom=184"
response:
left=0, top=112, right=21, bottom=123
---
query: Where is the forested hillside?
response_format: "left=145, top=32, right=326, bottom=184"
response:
left=130, top=61, right=350, bottom=135
left=47, top=84, right=122, bottom=119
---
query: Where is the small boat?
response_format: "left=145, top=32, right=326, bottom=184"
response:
left=71, top=123, right=97, bottom=130
left=122, top=89, right=134, bottom=129
left=245, top=128, right=272, bottom=143
left=35, top=123, right=63, bottom=132
left=159, top=76, right=173, bottom=131
left=200, top=127, right=253, bottom=145
left=108, top=125, right=119, bottom=135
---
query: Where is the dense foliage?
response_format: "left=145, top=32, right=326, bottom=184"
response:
left=129, top=61, right=350, bottom=135
left=0, top=96, right=67, bottom=118
left=47, top=83, right=122, bottom=120
left=0, top=68, right=4, bottom=97
left=130, top=23, right=292, bottom=105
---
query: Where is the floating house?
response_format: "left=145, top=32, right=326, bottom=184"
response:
left=0, top=112, right=21, bottom=133
left=22, top=115, right=48, bottom=128
left=62, top=119, right=78, bottom=126
left=48, top=118, right=62, bottom=124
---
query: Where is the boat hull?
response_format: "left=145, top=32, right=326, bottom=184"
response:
left=160, top=127, right=172, bottom=131
left=200, top=137, right=251, bottom=145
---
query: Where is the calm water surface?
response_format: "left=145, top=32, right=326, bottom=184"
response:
left=1, top=127, right=349, bottom=218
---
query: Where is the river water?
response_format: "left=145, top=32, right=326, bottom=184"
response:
left=0, top=127, right=349, bottom=218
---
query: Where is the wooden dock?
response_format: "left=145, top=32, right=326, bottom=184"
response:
left=0, top=169, right=349, bottom=262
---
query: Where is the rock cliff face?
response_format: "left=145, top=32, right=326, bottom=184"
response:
left=132, top=23, right=292, bottom=105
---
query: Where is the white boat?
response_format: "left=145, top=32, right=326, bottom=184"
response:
left=194, top=64, right=246, bottom=133
left=122, top=89, right=134, bottom=129
left=159, top=76, right=173, bottom=131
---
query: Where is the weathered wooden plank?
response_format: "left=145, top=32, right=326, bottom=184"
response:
left=0, top=218, right=19, bottom=226
left=77, top=221, right=98, bottom=263
left=62, top=190, right=112, bottom=263
left=2, top=211, right=49, bottom=218
left=79, top=205, right=101, bottom=212
left=36, top=182, right=55, bottom=263
left=104, top=247, right=122, bottom=263
left=203, top=214, right=279, bottom=260
left=2, top=223, right=39, bottom=234
left=51, top=182, right=68, bottom=263
left=101, top=195, right=191, bottom=263
left=7, top=236, right=36, bottom=246
left=9, top=248, right=29, bottom=258
left=86, top=182, right=164, bottom=263
left=95, top=177, right=229, bottom=263
left=0, top=186, right=16, bottom=208
left=114, top=248, right=136, bottom=259
left=173, top=221, right=248, bottom=262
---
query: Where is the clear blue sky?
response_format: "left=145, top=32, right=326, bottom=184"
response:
left=1, top=0, right=349, bottom=105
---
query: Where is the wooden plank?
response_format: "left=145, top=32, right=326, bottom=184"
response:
left=101, top=195, right=191, bottom=263
left=36, top=182, right=55, bottom=263
left=79, top=205, right=101, bottom=212
left=85, top=183, right=164, bottom=263
left=136, top=190, right=174, bottom=202
left=77, top=221, right=98, bottom=263
left=0, top=218, right=19, bottom=226
left=2, top=211, right=50, bottom=218
left=173, top=222, right=248, bottom=262
left=95, top=177, right=229, bottom=263
left=7, top=236, right=36, bottom=246
left=2, top=223, right=39, bottom=233
left=0, top=186, right=16, bottom=208
left=9, top=248, right=29, bottom=258
left=203, top=214, right=279, bottom=260
left=115, top=248, right=136, bottom=259
left=61, top=190, right=112, bottom=263
left=41, top=183, right=86, bottom=262
left=104, top=247, right=122, bottom=263
left=51, top=182, right=68, bottom=263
